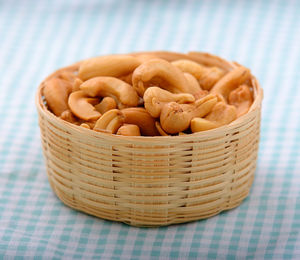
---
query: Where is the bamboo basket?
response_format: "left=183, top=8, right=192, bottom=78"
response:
left=36, top=51, right=263, bottom=227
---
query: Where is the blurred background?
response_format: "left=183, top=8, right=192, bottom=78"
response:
left=0, top=0, right=300, bottom=258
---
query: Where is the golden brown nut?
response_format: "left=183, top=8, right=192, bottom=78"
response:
left=82, top=120, right=97, bottom=129
left=191, top=102, right=237, bottom=132
left=132, top=51, right=190, bottom=62
left=95, top=97, right=117, bottom=114
left=116, top=124, right=141, bottom=136
left=80, top=123, right=91, bottom=129
left=190, top=118, right=219, bottom=132
left=143, top=87, right=195, bottom=118
left=57, top=71, right=78, bottom=82
left=228, top=84, right=253, bottom=117
left=121, top=107, right=159, bottom=136
left=93, top=109, right=125, bottom=134
left=183, top=72, right=202, bottom=95
left=155, top=121, right=169, bottom=136
left=172, top=59, right=225, bottom=90
left=43, top=78, right=73, bottom=116
left=132, top=58, right=195, bottom=96
left=210, top=66, right=251, bottom=100
left=78, top=55, right=141, bottom=81
left=72, top=78, right=83, bottom=92
left=118, top=73, right=133, bottom=85
left=68, top=90, right=101, bottom=121
left=59, top=109, right=78, bottom=124
left=80, top=76, right=139, bottom=108
left=135, top=54, right=159, bottom=63
left=193, top=89, right=209, bottom=100
left=160, top=94, right=218, bottom=134
left=205, top=102, right=237, bottom=125
left=57, top=71, right=83, bottom=92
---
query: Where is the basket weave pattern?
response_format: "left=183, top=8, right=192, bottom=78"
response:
left=36, top=52, right=262, bottom=226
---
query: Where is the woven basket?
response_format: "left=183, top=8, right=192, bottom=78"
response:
left=36, top=51, right=263, bottom=227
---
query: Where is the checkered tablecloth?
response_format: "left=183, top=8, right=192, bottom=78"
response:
left=0, top=0, right=300, bottom=258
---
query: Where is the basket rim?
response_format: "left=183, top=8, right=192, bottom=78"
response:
left=35, top=51, right=263, bottom=141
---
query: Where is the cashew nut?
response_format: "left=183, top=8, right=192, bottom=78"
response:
left=155, top=121, right=169, bottom=136
left=72, top=78, right=83, bottom=92
left=118, top=73, right=133, bottom=85
left=57, top=71, right=83, bottom=92
left=190, top=118, right=220, bottom=132
left=160, top=94, right=218, bottom=134
left=228, top=84, right=253, bottom=117
left=206, top=102, right=237, bottom=124
left=43, top=78, right=73, bottom=116
left=199, top=67, right=226, bottom=91
left=184, top=72, right=210, bottom=100
left=80, top=76, right=139, bottom=108
left=68, top=90, right=101, bottom=121
left=116, top=124, right=141, bottom=136
left=184, top=72, right=202, bottom=95
left=59, top=109, right=78, bottom=124
left=95, top=97, right=117, bottom=114
left=80, top=123, right=91, bottom=129
left=172, top=59, right=225, bottom=90
left=193, top=89, right=209, bottom=100
left=135, top=54, right=159, bottom=63
left=121, top=107, right=159, bottom=136
left=210, top=66, right=251, bottom=100
left=82, top=120, right=97, bottom=129
left=93, top=109, right=124, bottom=134
left=191, top=102, right=237, bottom=132
left=132, top=51, right=190, bottom=62
left=132, top=58, right=194, bottom=96
left=118, top=55, right=164, bottom=85
left=78, top=55, right=141, bottom=81
left=143, top=87, right=195, bottom=118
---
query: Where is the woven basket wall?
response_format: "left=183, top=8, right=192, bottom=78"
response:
left=36, top=52, right=263, bottom=227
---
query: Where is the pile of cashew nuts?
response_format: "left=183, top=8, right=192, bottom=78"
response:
left=43, top=53, right=254, bottom=136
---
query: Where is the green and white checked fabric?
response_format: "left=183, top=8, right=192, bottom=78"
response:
left=0, top=0, right=300, bottom=258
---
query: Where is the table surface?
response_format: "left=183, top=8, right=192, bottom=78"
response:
left=1, top=0, right=300, bottom=259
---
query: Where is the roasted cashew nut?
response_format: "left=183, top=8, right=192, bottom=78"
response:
left=135, top=54, right=159, bottom=63
left=57, top=71, right=83, bottom=92
left=80, top=123, right=91, bottom=129
left=93, top=109, right=125, bottom=134
left=95, top=97, right=117, bottom=114
left=116, top=124, right=141, bottom=136
left=80, top=76, right=139, bottom=108
left=183, top=72, right=202, bottom=95
left=143, top=87, right=195, bottom=118
left=193, top=89, right=209, bottom=100
left=43, top=78, right=73, bottom=116
left=78, top=55, right=142, bottom=81
left=210, top=66, right=251, bottom=100
left=132, top=51, right=191, bottom=62
left=60, top=109, right=78, bottom=124
left=160, top=94, right=218, bottom=134
left=68, top=90, right=101, bottom=121
left=118, top=55, right=162, bottom=85
left=191, top=102, right=237, bottom=132
left=118, top=73, right=133, bottom=85
left=190, top=118, right=219, bottom=132
left=155, top=121, right=169, bottom=136
left=132, top=58, right=195, bottom=96
left=171, top=59, right=225, bottom=90
left=228, top=84, right=253, bottom=117
left=121, top=107, right=159, bottom=136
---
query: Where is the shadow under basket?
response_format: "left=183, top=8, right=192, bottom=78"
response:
left=36, top=51, right=263, bottom=227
